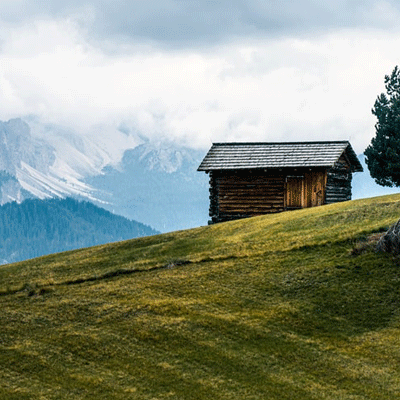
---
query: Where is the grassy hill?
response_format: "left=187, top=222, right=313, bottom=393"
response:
left=2, top=194, right=400, bottom=399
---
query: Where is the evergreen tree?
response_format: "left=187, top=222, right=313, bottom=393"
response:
left=0, top=198, right=158, bottom=265
left=365, top=66, right=400, bottom=187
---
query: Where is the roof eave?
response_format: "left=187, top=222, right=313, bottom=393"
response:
left=343, top=143, right=363, bottom=172
left=197, top=165, right=335, bottom=172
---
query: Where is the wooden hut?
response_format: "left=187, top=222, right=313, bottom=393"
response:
left=197, top=141, right=363, bottom=223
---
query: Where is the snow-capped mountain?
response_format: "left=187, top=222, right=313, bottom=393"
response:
left=85, top=141, right=210, bottom=232
left=0, top=117, right=209, bottom=232
left=0, top=118, right=56, bottom=203
left=0, top=118, right=140, bottom=204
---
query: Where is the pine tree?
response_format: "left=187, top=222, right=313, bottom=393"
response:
left=365, top=66, right=400, bottom=186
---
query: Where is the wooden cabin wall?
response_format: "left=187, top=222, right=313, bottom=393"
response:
left=325, top=155, right=352, bottom=204
left=208, top=170, right=285, bottom=223
left=208, top=163, right=352, bottom=224
left=208, top=172, right=219, bottom=223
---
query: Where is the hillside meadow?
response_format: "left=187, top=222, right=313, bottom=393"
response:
left=2, top=194, right=400, bottom=399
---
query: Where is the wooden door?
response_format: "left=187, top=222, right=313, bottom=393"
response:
left=305, top=171, right=326, bottom=208
left=286, top=176, right=304, bottom=209
left=312, top=176, right=324, bottom=207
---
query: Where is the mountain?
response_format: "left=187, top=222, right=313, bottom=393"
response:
left=0, top=117, right=208, bottom=232
left=0, top=118, right=52, bottom=203
left=0, top=117, right=140, bottom=204
left=0, top=118, right=94, bottom=203
left=0, top=197, right=158, bottom=265
left=2, top=194, right=400, bottom=399
left=85, top=141, right=210, bottom=232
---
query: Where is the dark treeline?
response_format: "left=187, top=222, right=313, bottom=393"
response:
left=0, top=197, right=158, bottom=264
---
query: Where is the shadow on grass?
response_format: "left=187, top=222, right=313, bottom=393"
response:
left=276, top=243, right=400, bottom=336
left=0, top=259, right=192, bottom=297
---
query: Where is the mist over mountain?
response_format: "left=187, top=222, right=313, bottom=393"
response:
left=85, top=141, right=209, bottom=232
left=0, top=118, right=103, bottom=202
left=0, top=117, right=146, bottom=202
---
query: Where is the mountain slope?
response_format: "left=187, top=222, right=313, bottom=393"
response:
left=1, top=194, right=400, bottom=399
left=0, top=197, right=158, bottom=264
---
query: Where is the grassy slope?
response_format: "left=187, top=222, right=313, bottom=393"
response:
left=2, top=194, right=400, bottom=399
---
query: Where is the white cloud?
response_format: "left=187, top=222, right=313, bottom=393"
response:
left=0, top=16, right=399, bottom=154
left=1, top=1, right=400, bottom=46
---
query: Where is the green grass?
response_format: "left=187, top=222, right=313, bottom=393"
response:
left=2, top=194, right=400, bottom=399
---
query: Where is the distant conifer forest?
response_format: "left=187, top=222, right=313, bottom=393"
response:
left=0, top=198, right=158, bottom=264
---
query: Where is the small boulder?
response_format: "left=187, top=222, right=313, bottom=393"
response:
left=377, top=219, right=400, bottom=254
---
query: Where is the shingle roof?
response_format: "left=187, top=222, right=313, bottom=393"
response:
left=197, top=141, right=363, bottom=172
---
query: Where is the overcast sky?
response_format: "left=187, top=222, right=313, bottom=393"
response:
left=1, top=0, right=400, bottom=153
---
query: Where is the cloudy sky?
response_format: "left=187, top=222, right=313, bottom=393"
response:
left=1, top=0, right=400, bottom=153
